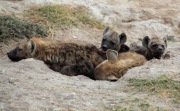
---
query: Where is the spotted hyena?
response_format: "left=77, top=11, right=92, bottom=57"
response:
left=7, top=37, right=105, bottom=79
left=100, top=26, right=129, bottom=54
left=130, top=36, right=168, bottom=60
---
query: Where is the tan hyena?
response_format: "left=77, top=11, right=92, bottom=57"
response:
left=94, top=49, right=146, bottom=81
left=7, top=37, right=105, bottom=79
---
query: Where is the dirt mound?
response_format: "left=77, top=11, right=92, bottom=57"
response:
left=1, top=42, right=179, bottom=110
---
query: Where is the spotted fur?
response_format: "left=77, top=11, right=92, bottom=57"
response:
left=94, top=50, right=146, bottom=81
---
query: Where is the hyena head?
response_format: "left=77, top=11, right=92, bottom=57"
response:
left=7, top=38, right=37, bottom=62
left=101, top=26, right=128, bottom=53
left=142, top=36, right=167, bottom=59
left=94, top=49, right=119, bottom=81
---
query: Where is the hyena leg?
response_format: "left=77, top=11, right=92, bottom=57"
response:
left=46, top=62, right=78, bottom=76
left=60, top=60, right=95, bottom=79
left=60, top=65, right=79, bottom=76
left=46, top=63, right=64, bottom=72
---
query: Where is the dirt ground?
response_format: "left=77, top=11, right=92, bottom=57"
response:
left=0, top=0, right=180, bottom=111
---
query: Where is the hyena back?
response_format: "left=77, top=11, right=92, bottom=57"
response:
left=94, top=49, right=146, bottom=81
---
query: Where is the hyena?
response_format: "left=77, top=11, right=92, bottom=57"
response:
left=94, top=49, right=146, bottom=81
left=7, top=37, right=105, bottom=79
left=130, top=36, right=167, bottom=60
left=100, top=26, right=129, bottom=55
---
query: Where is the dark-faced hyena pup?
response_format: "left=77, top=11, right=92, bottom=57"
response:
left=100, top=26, right=129, bottom=55
left=94, top=49, right=146, bottom=81
left=130, top=36, right=167, bottom=60
left=7, top=37, right=105, bottom=79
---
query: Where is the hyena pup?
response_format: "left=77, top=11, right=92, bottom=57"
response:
left=130, top=36, right=167, bottom=60
left=94, top=49, right=146, bottom=81
left=7, top=37, right=105, bottom=79
left=100, top=26, right=129, bottom=56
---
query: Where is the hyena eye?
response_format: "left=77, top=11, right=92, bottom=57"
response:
left=18, top=45, right=23, bottom=50
left=152, top=44, right=158, bottom=48
left=102, top=39, right=106, bottom=42
left=110, top=41, right=115, bottom=45
left=162, top=45, right=165, bottom=48
left=18, top=47, right=23, bottom=51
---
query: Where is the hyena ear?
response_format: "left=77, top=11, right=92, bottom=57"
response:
left=142, top=36, right=150, bottom=48
left=106, top=49, right=118, bottom=63
left=103, top=26, right=110, bottom=35
left=119, top=33, right=127, bottom=44
left=119, top=44, right=130, bottom=52
left=27, top=40, right=37, bottom=56
left=163, top=37, right=168, bottom=47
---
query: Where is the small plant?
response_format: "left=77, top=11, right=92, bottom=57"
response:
left=138, top=38, right=143, bottom=41
left=111, top=106, right=129, bottom=111
left=26, top=5, right=104, bottom=29
left=138, top=102, right=150, bottom=111
left=0, top=16, right=48, bottom=43
left=165, top=35, right=175, bottom=42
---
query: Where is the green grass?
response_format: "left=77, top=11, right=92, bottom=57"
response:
left=106, top=76, right=180, bottom=111
left=128, top=76, right=180, bottom=99
left=111, top=106, right=129, bottom=111
left=138, top=102, right=150, bottom=111
left=0, top=16, right=48, bottom=43
left=26, top=5, right=104, bottom=29
left=106, top=101, right=166, bottom=111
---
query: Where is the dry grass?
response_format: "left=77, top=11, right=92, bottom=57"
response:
left=26, top=5, right=104, bottom=29
left=128, top=76, right=180, bottom=102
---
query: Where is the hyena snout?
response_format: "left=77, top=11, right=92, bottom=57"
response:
left=152, top=44, right=164, bottom=53
left=102, top=44, right=108, bottom=51
left=7, top=50, right=19, bottom=61
left=158, top=47, right=162, bottom=51
left=7, top=47, right=26, bottom=62
left=101, top=40, right=119, bottom=52
left=157, top=45, right=164, bottom=51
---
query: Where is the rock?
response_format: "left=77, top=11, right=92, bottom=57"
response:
left=8, top=78, right=20, bottom=85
